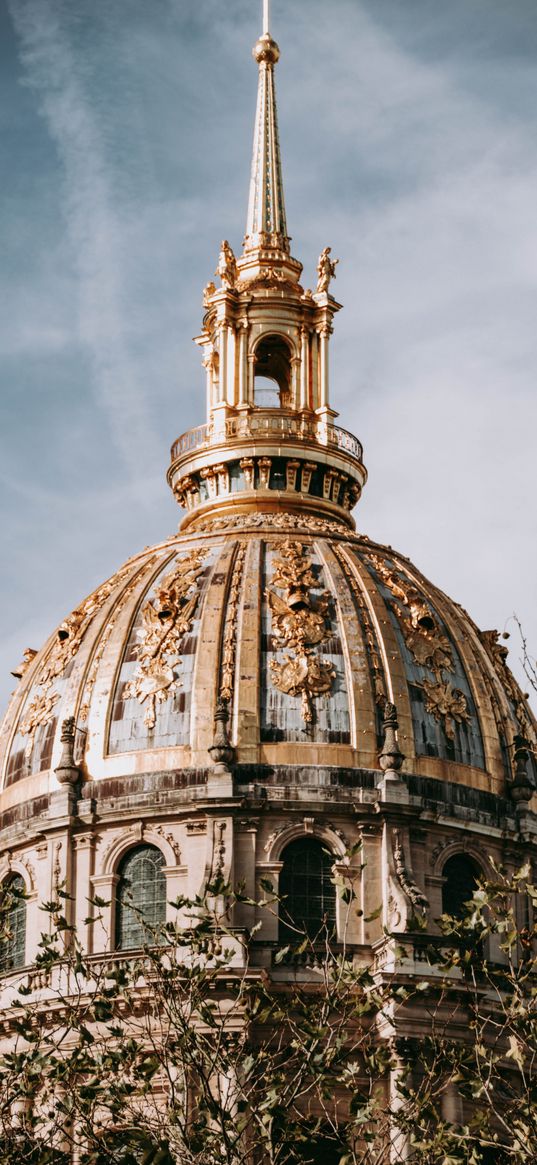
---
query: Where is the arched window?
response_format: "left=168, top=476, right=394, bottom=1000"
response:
left=254, top=334, right=292, bottom=408
left=115, top=845, right=166, bottom=950
left=0, top=874, right=26, bottom=972
left=442, top=854, right=480, bottom=919
left=279, top=838, right=336, bottom=943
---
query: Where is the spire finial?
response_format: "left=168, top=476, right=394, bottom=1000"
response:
left=244, top=1, right=288, bottom=253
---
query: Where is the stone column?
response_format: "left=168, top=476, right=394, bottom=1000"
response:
left=218, top=322, right=227, bottom=404
left=319, top=327, right=330, bottom=409
left=226, top=324, right=236, bottom=406
left=238, top=320, right=248, bottom=407
left=300, top=327, right=309, bottom=410
left=74, top=833, right=97, bottom=954
left=311, top=331, right=319, bottom=410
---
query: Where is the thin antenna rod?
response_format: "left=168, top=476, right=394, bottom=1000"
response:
left=263, top=0, right=270, bottom=35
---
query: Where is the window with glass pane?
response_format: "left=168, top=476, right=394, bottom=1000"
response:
left=279, top=839, right=336, bottom=942
left=0, top=874, right=26, bottom=972
left=115, top=845, right=166, bottom=950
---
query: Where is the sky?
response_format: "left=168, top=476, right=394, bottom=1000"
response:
left=1, top=0, right=536, bottom=715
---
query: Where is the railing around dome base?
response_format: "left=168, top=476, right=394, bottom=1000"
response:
left=170, top=416, right=363, bottom=464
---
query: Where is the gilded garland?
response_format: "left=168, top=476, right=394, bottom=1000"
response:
left=266, top=541, right=336, bottom=724
left=123, top=549, right=207, bottom=729
left=368, top=554, right=470, bottom=742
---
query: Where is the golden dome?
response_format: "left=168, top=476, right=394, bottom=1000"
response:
left=1, top=4, right=535, bottom=820
left=1, top=514, right=534, bottom=814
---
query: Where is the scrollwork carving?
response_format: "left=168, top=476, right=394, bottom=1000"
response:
left=392, top=829, right=429, bottom=921
left=123, top=548, right=207, bottom=729
left=220, top=543, right=247, bottom=703
left=193, top=512, right=354, bottom=537
left=266, top=541, right=336, bottom=724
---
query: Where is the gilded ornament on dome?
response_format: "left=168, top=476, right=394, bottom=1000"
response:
left=367, top=552, right=472, bottom=742
left=123, top=548, right=206, bottom=729
left=194, top=512, right=354, bottom=537
left=79, top=556, right=157, bottom=723
left=19, top=690, right=60, bottom=760
left=266, top=541, right=336, bottom=724
left=16, top=561, right=135, bottom=762
left=421, top=679, right=469, bottom=742
left=479, top=629, right=537, bottom=748
left=220, top=543, right=247, bottom=704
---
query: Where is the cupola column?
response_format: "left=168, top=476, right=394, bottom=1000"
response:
left=319, top=326, right=330, bottom=410
left=226, top=324, right=236, bottom=407
left=238, top=319, right=248, bottom=407
left=299, top=327, right=309, bottom=411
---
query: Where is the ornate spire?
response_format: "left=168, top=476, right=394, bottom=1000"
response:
left=167, top=4, right=367, bottom=533
left=244, top=1, right=288, bottom=253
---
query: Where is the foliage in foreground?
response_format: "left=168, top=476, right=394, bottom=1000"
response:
left=0, top=863, right=536, bottom=1164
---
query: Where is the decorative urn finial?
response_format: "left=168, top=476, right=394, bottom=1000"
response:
left=379, top=701, right=405, bottom=776
left=208, top=698, right=235, bottom=772
left=510, top=735, right=534, bottom=807
left=54, top=716, right=81, bottom=787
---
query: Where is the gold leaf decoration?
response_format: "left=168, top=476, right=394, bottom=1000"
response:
left=480, top=629, right=537, bottom=748
left=367, top=553, right=472, bottom=743
left=421, top=679, right=469, bottom=741
left=266, top=541, right=336, bottom=724
left=220, top=543, right=247, bottom=704
left=17, top=560, right=136, bottom=764
left=123, top=548, right=206, bottom=729
left=19, top=691, right=60, bottom=759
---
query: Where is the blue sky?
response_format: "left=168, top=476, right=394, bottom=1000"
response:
left=1, top=0, right=536, bottom=712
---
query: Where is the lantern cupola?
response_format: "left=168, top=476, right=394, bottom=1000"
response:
left=167, top=4, right=367, bottom=532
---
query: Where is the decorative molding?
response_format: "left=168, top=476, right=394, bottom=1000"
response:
left=266, top=540, right=336, bottom=724
left=220, top=543, right=247, bottom=704
left=366, top=553, right=471, bottom=741
left=123, top=548, right=207, bottom=729
left=0, top=855, right=36, bottom=893
left=19, top=560, right=136, bottom=756
left=100, top=822, right=179, bottom=875
left=264, top=820, right=346, bottom=862
left=194, top=512, right=354, bottom=537
left=422, top=679, right=470, bottom=742
left=152, top=825, right=182, bottom=864
left=79, top=558, right=156, bottom=723
left=326, top=545, right=387, bottom=706
left=186, top=820, right=207, bottom=836
left=479, top=629, right=537, bottom=748
left=392, top=829, right=429, bottom=919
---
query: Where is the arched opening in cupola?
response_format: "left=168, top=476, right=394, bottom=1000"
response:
left=254, top=333, right=292, bottom=408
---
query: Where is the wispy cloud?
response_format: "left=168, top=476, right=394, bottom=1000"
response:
left=7, top=0, right=161, bottom=485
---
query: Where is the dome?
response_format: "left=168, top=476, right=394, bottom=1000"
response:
left=1, top=512, right=534, bottom=814
left=0, top=3, right=536, bottom=993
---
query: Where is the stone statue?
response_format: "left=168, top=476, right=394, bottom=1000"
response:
left=215, top=240, right=238, bottom=289
left=316, top=246, right=339, bottom=293
left=203, top=280, right=216, bottom=306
